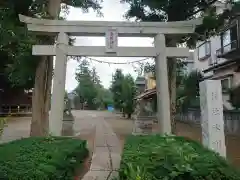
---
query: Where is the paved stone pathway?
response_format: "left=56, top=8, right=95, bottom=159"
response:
left=72, top=111, right=122, bottom=180
left=0, top=117, right=30, bottom=143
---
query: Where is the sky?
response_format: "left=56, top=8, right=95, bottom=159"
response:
left=64, top=0, right=153, bottom=92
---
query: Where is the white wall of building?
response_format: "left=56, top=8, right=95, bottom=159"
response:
left=193, top=35, right=225, bottom=76
left=192, top=1, right=237, bottom=110
left=193, top=1, right=228, bottom=76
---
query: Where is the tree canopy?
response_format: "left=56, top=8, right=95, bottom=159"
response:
left=110, top=69, right=125, bottom=110
left=121, top=0, right=240, bottom=46
left=176, top=70, right=203, bottom=111
left=110, top=69, right=136, bottom=118
left=0, top=0, right=102, bottom=90
left=74, top=59, right=113, bottom=110
left=0, top=2, right=38, bottom=89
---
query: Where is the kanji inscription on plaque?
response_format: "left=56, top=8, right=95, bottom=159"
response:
left=105, top=28, right=118, bottom=53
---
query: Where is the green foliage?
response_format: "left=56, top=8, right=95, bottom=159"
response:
left=0, top=117, right=7, bottom=137
left=0, top=136, right=88, bottom=179
left=75, top=59, right=112, bottom=110
left=0, top=4, right=39, bottom=88
left=62, top=0, right=102, bottom=15
left=182, top=71, right=203, bottom=97
left=177, top=70, right=203, bottom=111
left=120, top=135, right=240, bottom=180
left=0, top=0, right=102, bottom=90
left=110, top=69, right=137, bottom=117
left=110, top=69, right=125, bottom=110
left=229, top=85, right=240, bottom=109
left=121, top=74, right=137, bottom=117
left=121, top=0, right=240, bottom=47
left=98, top=88, right=114, bottom=109
left=75, top=59, right=99, bottom=109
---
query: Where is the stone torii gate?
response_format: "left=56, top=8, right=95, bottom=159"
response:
left=19, top=15, right=201, bottom=136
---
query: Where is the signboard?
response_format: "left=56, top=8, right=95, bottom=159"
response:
left=107, top=105, right=114, bottom=112
left=105, top=28, right=118, bottom=53
left=199, top=80, right=226, bottom=157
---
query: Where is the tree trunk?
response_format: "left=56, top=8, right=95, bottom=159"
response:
left=31, top=57, right=53, bottom=136
left=30, top=0, right=61, bottom=136
left=168, top=58, right=177, bottom=134
left=167, top=39, right=178, bottom=134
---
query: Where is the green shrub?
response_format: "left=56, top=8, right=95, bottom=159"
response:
left=0, top=117, right=7, bottom=136
left=120, top=135, right=240, bottom=180
left=0, top=136, right=88, bottom=180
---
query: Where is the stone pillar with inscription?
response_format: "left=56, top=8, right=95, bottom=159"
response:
left=199, top=80, right=226, bottom=157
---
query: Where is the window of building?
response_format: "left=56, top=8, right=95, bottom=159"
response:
left=198, top=41, right=211, bottom=60
left=222, top=29, right=231, bottom=47
left=221, top=77, right=232, bottom=92
left=220, top=24, right=238, bottom=53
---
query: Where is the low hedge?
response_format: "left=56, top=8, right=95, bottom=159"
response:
left=120, top=135, right=240, bottom=180
left=0, top=136, right=88, bottom=179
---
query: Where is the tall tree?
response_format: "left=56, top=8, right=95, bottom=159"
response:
left=121, top=74, right=137, bottom=118
left=100, top=88, right=113, bottom=109
left=0, top=1, right=38, bottom=89
left=0, top=0, right=102, bottom=136
left=110, top=69, right=136, bottom=118
left=121, top=0, right=237, bottom=133
left=91, top=67, right=101, bottom=85
left=177, top=70, right=203, bottom=111
left=75, top=59, right=103, bottom=110
left=110, top=69, right=125, bottom=111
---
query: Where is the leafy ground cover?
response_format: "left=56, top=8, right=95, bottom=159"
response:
left=0, top=136, right=88, bottom=180
left=119, top=135, right=240, bottom=180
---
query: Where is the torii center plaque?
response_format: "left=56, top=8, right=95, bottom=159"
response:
left=105, top=28, right=118, bottom=53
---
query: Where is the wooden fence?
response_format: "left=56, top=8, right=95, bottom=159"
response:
left=0, top=104, right=32, bottom=116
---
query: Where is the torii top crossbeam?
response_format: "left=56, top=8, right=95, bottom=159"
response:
left=19, top=15, right=202, bottom=37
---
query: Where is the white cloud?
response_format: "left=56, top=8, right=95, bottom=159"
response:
left=64, top=0, right=153, bottom=92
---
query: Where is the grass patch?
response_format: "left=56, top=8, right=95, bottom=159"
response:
left=0, top=136, right=88, bottom=179
left=120, top=135, right=240, bottom=180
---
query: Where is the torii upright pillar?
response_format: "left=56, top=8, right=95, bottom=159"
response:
left=49, top=32, right=69, bottom=136
left=154, top=34, right=171, bottom=134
